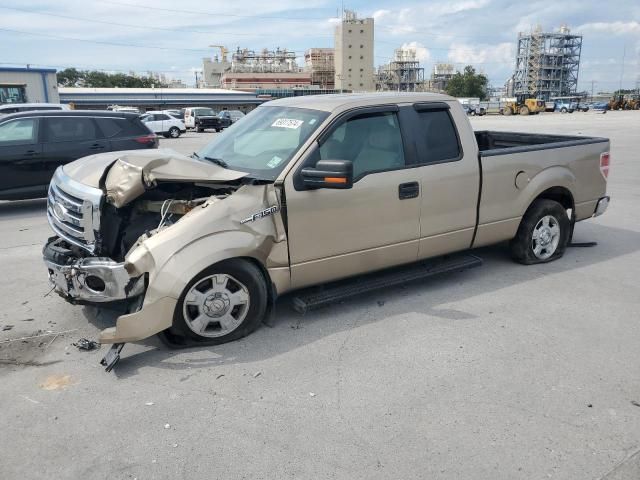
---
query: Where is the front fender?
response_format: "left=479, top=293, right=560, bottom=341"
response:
left=147, top=230, right=275, bottom=304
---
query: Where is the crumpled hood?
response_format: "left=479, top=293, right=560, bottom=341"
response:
left=62, top=148, right=248, bottom=207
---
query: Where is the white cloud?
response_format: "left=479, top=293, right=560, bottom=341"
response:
left=447, top=42, right=514, bottom=65
left=576, top=21, right=640, bottom=35
left=400, top=42, right=431, bottom=62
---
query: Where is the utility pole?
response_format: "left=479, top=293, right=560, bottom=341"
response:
left=194, top=70, right=200, bottom=88
left=618, top=43, right=626, bottom=93
left=591, top=80, right=596, bottom=101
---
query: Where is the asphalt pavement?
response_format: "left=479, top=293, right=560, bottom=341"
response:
left=0, top=112, right=639, bottom=480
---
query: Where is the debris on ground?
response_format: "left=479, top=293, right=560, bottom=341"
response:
left=309, top=392, right=316, bottom=397
left=40, top=374, right=74, bottom=391
left=22, top=318, right=34, bottom=322
left=588, top=404, right=593, bottom=408
left=145, top=402, right=154, bottom=406
left=164, top=424, right=171, bottom=429
left=216, top=374, right=225, bottom=380
left=2, top=325, right=14, bottom=331
left=72, top=338, right=100, bottom=351
left=253, top=371, right=261, bottom=378
left=631, top=400, right=640, bottom=408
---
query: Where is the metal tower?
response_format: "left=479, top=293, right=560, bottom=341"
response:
left=513, top=25, right=582, bottom=101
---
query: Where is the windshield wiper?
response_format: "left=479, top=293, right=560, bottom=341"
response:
left=191, top=152, right=200, bottom=159
left=204, top=156, right=228, bottom=168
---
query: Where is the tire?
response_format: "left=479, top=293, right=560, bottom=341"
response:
left=520, top=106, right=530, bottom=115
left=172, top=259, right=268, bottom=344
left=215, top=128, right=221, bottom=133
left=560, top=107, right=567, bottom=113
left=503, top=107, right=512, bottom=116
left=470, top=110, right=476, bottom=116
left=509, top=199, right=570, bottom=265
left=169, top=127, right=180, bottom=138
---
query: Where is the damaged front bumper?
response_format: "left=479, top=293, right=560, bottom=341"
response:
left=43, top=237, right=144, bottom=303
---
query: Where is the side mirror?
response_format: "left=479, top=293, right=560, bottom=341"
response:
left=300, top=160, right=353, bottom=189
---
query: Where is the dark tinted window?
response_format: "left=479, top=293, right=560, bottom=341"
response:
left=43, top=117, right=97, bottom=142
left=96, top=118, right=124, bottom=138
left=126, top=118, right=152, bottom=136
left=416, top=110, right=461, bottom=163
left=155, top=114, right=170, bottom=120
left=318, top=112, right=405, bottom=179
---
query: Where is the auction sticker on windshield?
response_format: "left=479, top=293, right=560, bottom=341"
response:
left=271, top=118, right=304, bottom=129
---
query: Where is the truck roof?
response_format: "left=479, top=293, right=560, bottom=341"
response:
left=266, top=92, right=454, bottom=112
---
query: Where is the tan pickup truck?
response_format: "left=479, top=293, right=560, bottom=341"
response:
left=43, top=93, right=610, bottom=366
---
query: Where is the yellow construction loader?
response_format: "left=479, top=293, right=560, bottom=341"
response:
left=501, top=95, right=546, bottom=116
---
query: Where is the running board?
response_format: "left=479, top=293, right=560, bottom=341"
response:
left=292, top=254, right=482, bottom=314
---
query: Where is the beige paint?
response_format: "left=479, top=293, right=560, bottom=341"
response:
left=51, top=93, right=609, bottom=344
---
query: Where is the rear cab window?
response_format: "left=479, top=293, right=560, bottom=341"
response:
left=413, top=104, right=462, bottom=164
left=95, top=117, right=125, bottom=138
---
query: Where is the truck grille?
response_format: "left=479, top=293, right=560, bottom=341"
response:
left=47, top=167, right=103, bottom=253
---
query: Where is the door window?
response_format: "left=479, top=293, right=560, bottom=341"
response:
left=43, top=117, right=97, bottom=143
left=318, top=112, right=405, bottom=179
left=0, top=118, right=37, bottom=144
left=415, top=110, right=461, bottom=164
left=154, top=114, right=170, bottom=121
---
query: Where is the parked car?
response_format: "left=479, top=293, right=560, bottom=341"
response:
left=576, top=103, right=590, bottom=112
left=184, top=107, right=225, bottom=132
left=140, top=111, right=186, bottom=138
left=553, top=100, right=577, bottom=113
left=591, top=102, right=609, bottom=113
left=217, top=110, right=245, bottom=124
left=0, top=110, right=157, bottom=200
left=165, top=109, right=184, bottom=120
left=0, top=103, right=70, bottom=116
left=42, top=93, right=610, bottom=363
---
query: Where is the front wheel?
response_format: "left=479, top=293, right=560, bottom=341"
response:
left=172, top=259, right=267, bottom=344
left=520, top=106, right=530, bottom=115
left=169, top=127, right=180, bottom=138
left=510, top=199, right=570, bottom=265
left=560, top=107, right=567, bottom=113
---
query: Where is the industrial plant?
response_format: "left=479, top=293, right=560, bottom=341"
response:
left=511, top=25, right=583, bottom=100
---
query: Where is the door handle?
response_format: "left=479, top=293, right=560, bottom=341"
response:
left=89, top=143, right=106, bottom=150
left=398, top=181, right=419, bottom=200
left=24, top=150, right=39, bottom=156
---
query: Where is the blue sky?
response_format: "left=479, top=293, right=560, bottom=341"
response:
left=1, top=0, right=639, bottom=91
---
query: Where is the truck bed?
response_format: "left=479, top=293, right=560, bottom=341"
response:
left=475, top=131, right=607, bottom=156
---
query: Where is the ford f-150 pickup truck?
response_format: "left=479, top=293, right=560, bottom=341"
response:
left=42, top=93, right=610, bottom=366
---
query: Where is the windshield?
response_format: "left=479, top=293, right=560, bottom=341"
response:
left=196, top=106, right=329, bottom=181
left=196, top=108, right=214, bottom=116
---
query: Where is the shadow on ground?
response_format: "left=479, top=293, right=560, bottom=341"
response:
left=80, top=221, right=640, bottom=379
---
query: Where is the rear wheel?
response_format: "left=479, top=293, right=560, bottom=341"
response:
left=197, top=127, right=204, bottom=133
left=169, top=126, right=180, bottom=138
left=510, top=199, right=570, bottom=265
left=173, top=259, right=267, bottom=344
left=520, top=106, right=530, bottom=115
left=560, top=107, right=568, bottom=113
left=503, top=107, right=512, bottom=116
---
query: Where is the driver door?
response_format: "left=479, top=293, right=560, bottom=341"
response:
left=283, top=106, right=422, bottom=289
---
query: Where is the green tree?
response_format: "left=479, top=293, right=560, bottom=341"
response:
left=57, top=68, right=167, bottom=88
left=445, top=66, right=488, bottom=99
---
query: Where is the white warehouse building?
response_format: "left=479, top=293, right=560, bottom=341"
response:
left=0, top=67, right=60, bottom=104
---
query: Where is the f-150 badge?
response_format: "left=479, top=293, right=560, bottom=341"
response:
left=240, top=205, right=279, bottom=224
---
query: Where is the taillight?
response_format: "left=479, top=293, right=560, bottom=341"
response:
left=135, top=134, right=157, bottom=144
left=600, top=152, right=610, bottom=180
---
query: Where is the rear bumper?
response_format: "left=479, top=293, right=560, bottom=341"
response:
left=593, top=196, right=610, bottom=217
left=43, top=237, right=144, bottom=304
